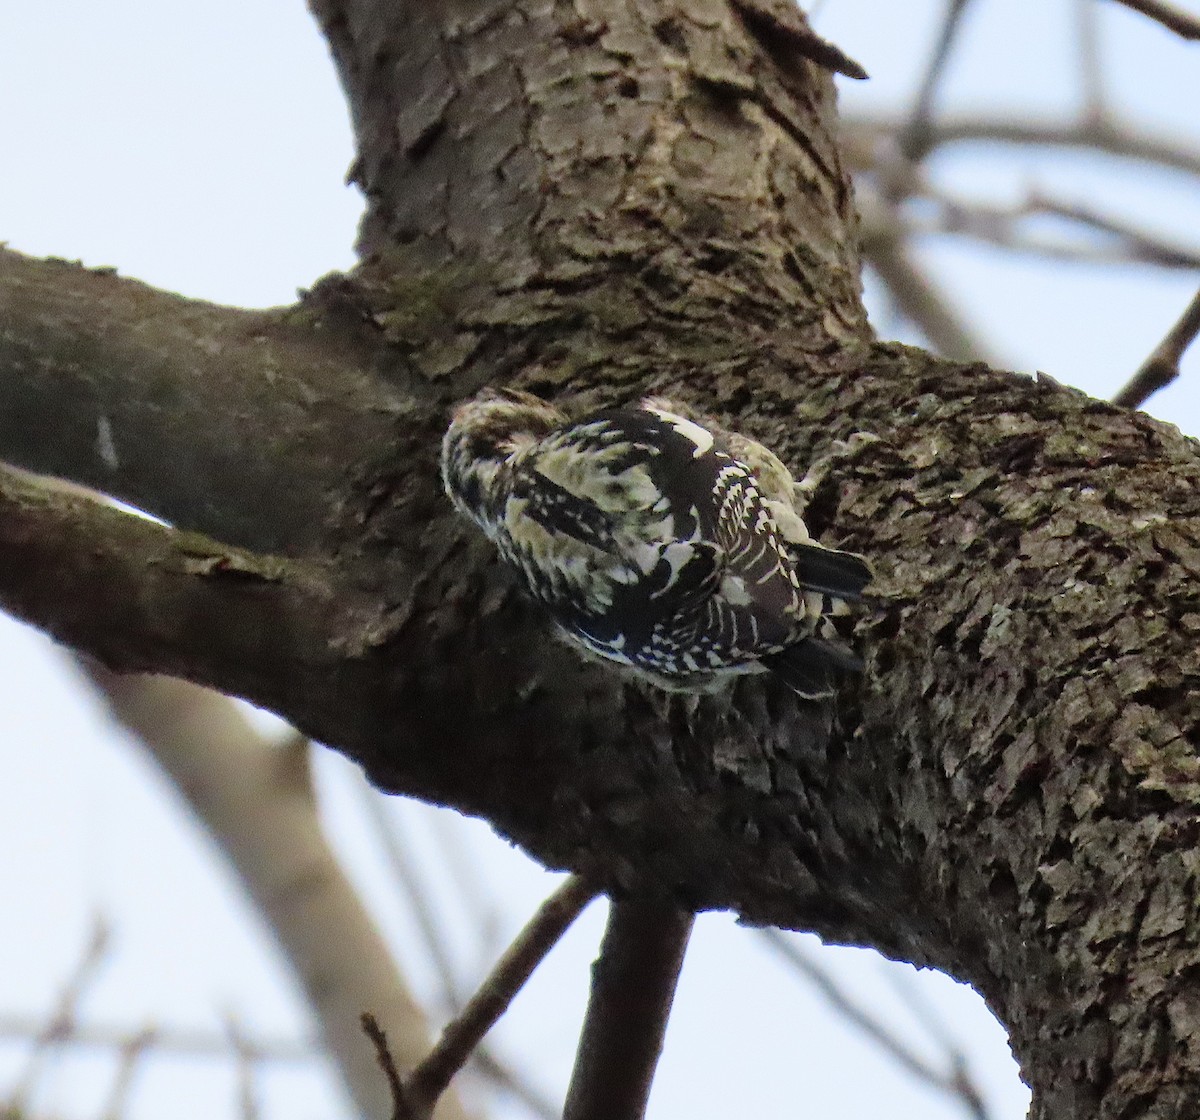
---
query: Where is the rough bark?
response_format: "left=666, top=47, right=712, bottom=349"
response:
left=3, top=2, right=1200, bottom=1117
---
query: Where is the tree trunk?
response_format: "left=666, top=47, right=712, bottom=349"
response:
left=2, top=2, right=1199, bottom=1116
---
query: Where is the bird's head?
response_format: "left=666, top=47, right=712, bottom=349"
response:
left=441, top=389, right=566, bottom=526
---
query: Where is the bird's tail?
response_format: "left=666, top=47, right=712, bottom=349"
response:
left=790, top=542, right=872, bottom=601
left=763, top=636, right=863, bottom=698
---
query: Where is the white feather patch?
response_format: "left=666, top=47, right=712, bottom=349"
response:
left=642, top=405, right=714, bottom=458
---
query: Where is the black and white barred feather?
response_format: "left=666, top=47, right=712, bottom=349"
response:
left=441, top=390, right=870, bottom=696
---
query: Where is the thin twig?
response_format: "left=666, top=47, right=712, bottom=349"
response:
left=358, top=783, right=463, bottom=1011
left=562, top=900, right=695, bottom=1120
left=8, top=916, right=112, bottom=1108
left=899, top=0, right=976, bottom=162
left=98, top=1027, right=156, bottom=1120
left=1030, top=193, right=1200, bottom=268
left=402, top=876, right=599, bottom=1119
left=226, top=1018, right=262, bottom=1120
left=1113, top=283, right=1200, bottom=407
left=361, top=781, right=563, bottom=1119
left=759, top=930, right=991, bottom=1120
left=842, top=113, right=1200, bottom=180
left=362, top=1013, right=409, bottom=1120
left=882, top=966, right=990, bottom=1120
left=1105, top=0, right=1200, bottom=39
left=357, top=777, right=564, bottom=1118
left=428, top=809, right=506, bottom=963
left=1076, top=0, right=1107, bottom=121
left=470, top=1047, right=560, bottom=1120
left=0, top=1016, right=317, bottom=1061
left=875, top=178, right=1200, bottom=269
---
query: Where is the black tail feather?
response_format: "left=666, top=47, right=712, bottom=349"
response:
left=791, top=543, right=872, bottom=601
left=763, top=637, right=863, bottom=698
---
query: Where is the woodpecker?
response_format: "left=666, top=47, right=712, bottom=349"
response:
left=441, top=390, right=870, bottom=697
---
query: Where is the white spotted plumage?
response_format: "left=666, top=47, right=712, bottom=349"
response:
left=441, top=390, right=870, bottom=696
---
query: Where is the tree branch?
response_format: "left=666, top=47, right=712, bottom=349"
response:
left=562, top=901, right=694, bottom=1120
left=1113, top=283, right=1200, bottom=407
left=6, top=4, right=1200, bottom=1117
left=359, top=783, right=557, bottom=1115
left=0, top=247, right=408, bottom=554
left=842, top=112, right=1200, bottom=178
left=858, top=215, right=1002, bottom=363
left=898, top=0, right=976, bottom=161
left=82, top=670, right=473, bottom=1120
left=401, top=876, right=598, bottom=1119
left=7, top=917, right=112, bottom=1111
left=1105, top=0, right=1200, bottom=39
left=760, top=931, right=990, bottom=1119
left=0, top=465, right=373, bottom=712
left=871, top=181, right=1200, bottom=269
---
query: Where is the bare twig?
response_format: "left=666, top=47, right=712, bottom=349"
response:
left=1105, top=0, right=1200, bottom=39
left=842, top=113, right=1200, bottom=180
left=362, top=1013, right=410, bottom=1120
left=900, top=0, right=976, bottom=162
left=865, top=171, right=1200, bottom=269
left=859, top=213, right=1002, bottom=363
left=359, top=785, right=464, bottom=1012
left=83, top=671, right=471, bottom=1120
left=760, top=930, right=948, bottom=1085
left=8, top=917, right=112, bottom=1109
left=362, top=783, right=556, bottom=1118
left=881, top=965, right=990, bottom=1120
left=0, top=1016, right=316, bottom=1062
left=360, top=782, right=561, bottom=1113
left=98, top=1027, right=157, bottom=1120
left=1076, top=0, right=1107, bottom=120
left=226, top=1019, right=262, bottom=1120
left=429, top=809, right=506, bottom=963
left=562, top=900, right=695, bottom=1120
left=1029, top=193, right=1200, bottom=267
left=1113, top=284, right=1200, bottom=407
left=471, top=1047, right=560, bottom=1120
left=402, top=876, right=599, bottom=1120
left=759, top=930, right=991, bottom=1120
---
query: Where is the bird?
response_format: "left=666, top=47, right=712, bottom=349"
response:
left=441, top=389, right=870, bottom=697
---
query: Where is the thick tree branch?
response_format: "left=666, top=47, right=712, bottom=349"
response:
left=5, top=4, right=1200, bottom=1118
left=0, top=465, right=375, bottom=713
left=0, top=248, right=409, bottom=554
